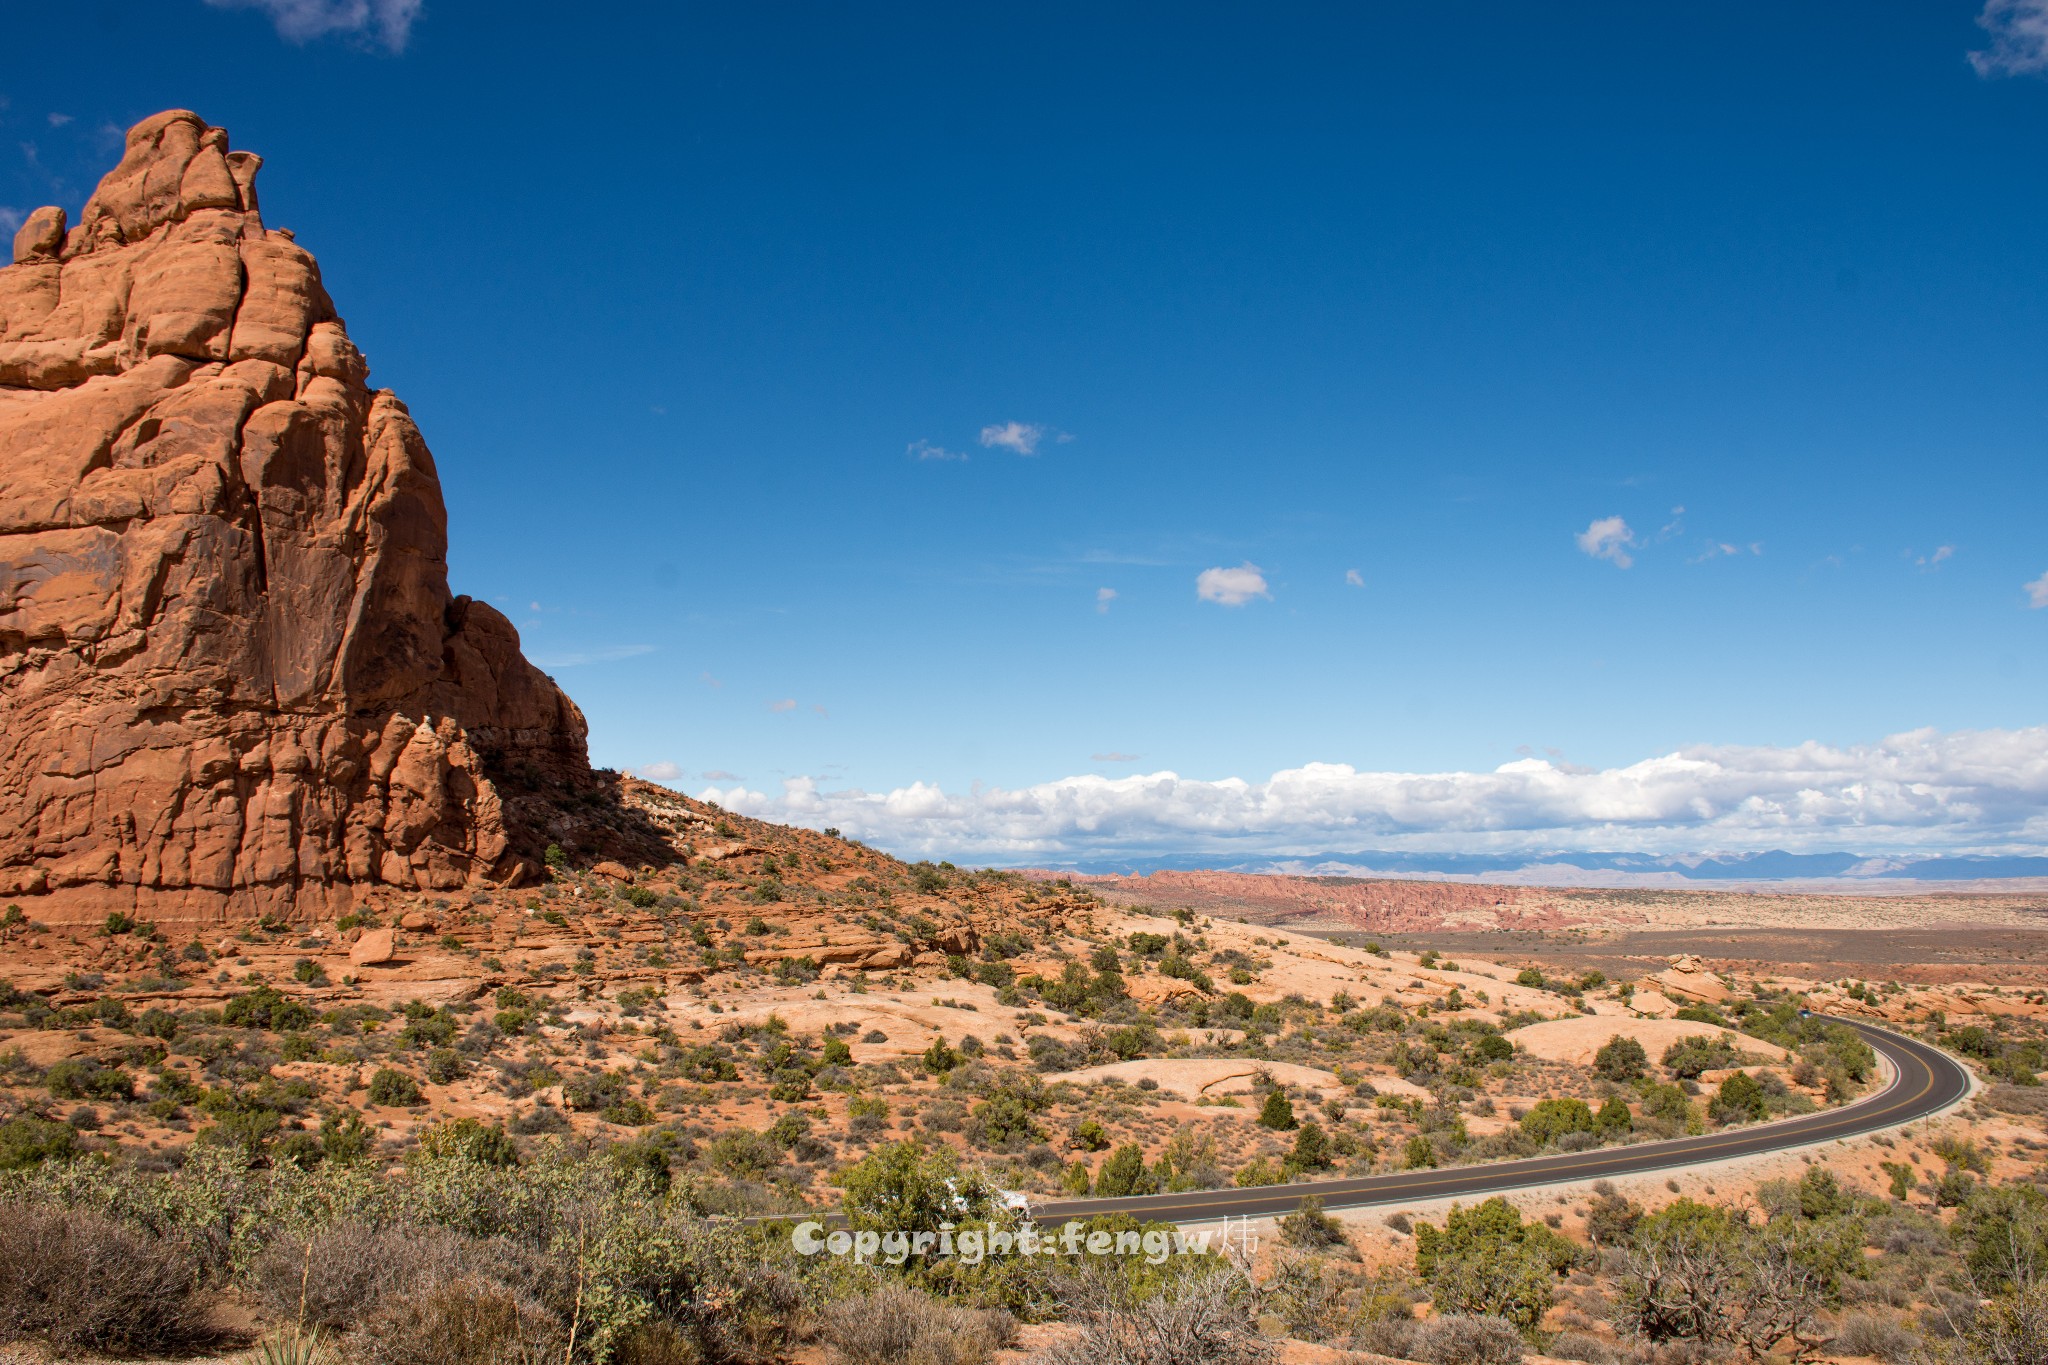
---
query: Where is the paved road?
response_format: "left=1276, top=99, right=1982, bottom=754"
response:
left=1030, top=1018, right=1970, bottom=1226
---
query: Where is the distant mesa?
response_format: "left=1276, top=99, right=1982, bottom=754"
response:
left=0, top=110, right=612, bottom=925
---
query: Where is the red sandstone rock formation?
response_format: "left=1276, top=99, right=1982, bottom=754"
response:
left=0, top=111, right=588, bottom=925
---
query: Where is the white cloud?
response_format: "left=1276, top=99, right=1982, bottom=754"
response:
left=1344, top=569, right=1365, bottom=588
left=1971, top=0, right=2048, bottom=76
left=1576, top=516, right=1637, bottom=568
left=633, top=762, right=683, bottom=782
left=768, top=698, right=797, bottom=713
left=979, top=421, right=1045, bottom=455
left=529, top=644, right=653, bottom=669
left=703, top=770, right=740, bottom=781
left=1690, top=541, right=1764, bottom=564
left=1913, top=545, right=1957, bottom=571
left=1196, top=562, right=1271, bottom=606
left=2026, top=571, right=2048, bottom=608
left=1096, top=587, right=1117, bottom=614
left=46, top=114, right=71, bottom=128
left=908, top=439, right=966, bottom=462
left=1092, top=752, right=1140, bottom=763
left=695, top=726, right=2048, bottom=861
left=0, top=208, right=22, bottom=235
left=203, top=0, right=423, bottom=51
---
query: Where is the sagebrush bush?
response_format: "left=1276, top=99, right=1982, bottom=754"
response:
left=1035, top=1261, right=1269, bottom=1365
left=819, top=1283, right=1013, bottom=1365
left=1355, top=1314, right=1525, bottom=1365
left=251, top=1221, right=569, bottom=1336
left=1834, top=1310, right=1920, bottom=1363
left=0, top=1137, right=832, bottom=1363
left=1546, top=1329, right=1618, bottom=1364
left=350, top=1274, right=567, bottom=1365
left=0, top=1201, right=216, bottom=1354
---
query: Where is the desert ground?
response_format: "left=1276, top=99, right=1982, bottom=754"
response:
left=0, top=779, right=2038, bottom=1364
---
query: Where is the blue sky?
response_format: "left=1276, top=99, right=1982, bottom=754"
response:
left=5, top=1, right=2046, bottom=861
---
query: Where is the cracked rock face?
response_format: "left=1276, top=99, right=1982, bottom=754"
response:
left=0, top=110, right=589, bottom=925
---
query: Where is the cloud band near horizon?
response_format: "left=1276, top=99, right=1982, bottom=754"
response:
left=690, top=726, right=2048, bottom=861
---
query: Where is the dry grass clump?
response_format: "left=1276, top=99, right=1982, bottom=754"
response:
left=0, top=1200, right=216, bottom=1354
left=817, top=1283, right=1015, bottom=1365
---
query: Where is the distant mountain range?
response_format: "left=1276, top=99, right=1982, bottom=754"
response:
left=1018, top=849, right=2048, bottom=884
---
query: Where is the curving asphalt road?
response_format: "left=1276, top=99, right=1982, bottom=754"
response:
left=1030, top=1018, right=1972, bottom=1226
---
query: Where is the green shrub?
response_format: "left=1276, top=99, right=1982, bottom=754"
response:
left=416, top=1118, right=520, bottom=1166
left=223, top=985, right=317, bottom=1032
left=1640, top=1082, right=1693, bottom=1126
left=0, top=1116, right=77, bottom=1169
left=841, top=1140, right=987, bottom=1234
left=562, top=1071, right=630, bottom=1112
left=322, top=1109, right=375, bottom=1162
left=1257, top=1090, right=1298, bottom=1131
left=600, top=1098, right=657, bottom=1126
left=1708, top=1071, right=1768, bottom=1125
left=1278, top=1195, right=1349, bottom=1249
left=1593, top=1035, right=1648, bottom=1082
left=1661, top=1034, right=1739, bottom=1080
left=199, top=1106, right=283, bottom=1157
left=44, top=1057, right=133, bottom=1101
left=1094, top=1143, right=1158, bottom=1198
left=1520, top=1098, right=1595, bottom=1146
left=707, top=1130, right=782, bottom=1178
left=1288, top=1120, right=1333, bottom=1173
left=368, top=1068, right=425, bottom=1107
left=1415, top=1196, right=1581, bottom=1330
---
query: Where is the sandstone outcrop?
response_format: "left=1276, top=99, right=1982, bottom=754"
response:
left=0, top=111, right=590, bottom=925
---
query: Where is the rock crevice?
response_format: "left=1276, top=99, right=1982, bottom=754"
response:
left=0, top=111, right=590, bottom=924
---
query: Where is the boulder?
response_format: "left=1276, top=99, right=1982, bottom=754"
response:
left=930, top=925, right=979, bottom=956
left=0, top=112, right=593, bottom=925
left=349, top=928, right=396, bottom=965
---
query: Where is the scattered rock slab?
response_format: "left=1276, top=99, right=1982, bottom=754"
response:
left=349, top=928, right=397, bottom=966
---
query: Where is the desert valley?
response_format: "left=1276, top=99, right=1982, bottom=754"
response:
left=0, top=20, right=2044, bottom=1365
